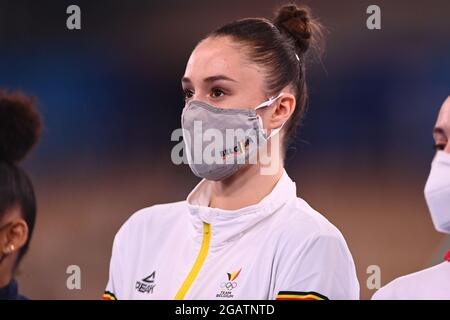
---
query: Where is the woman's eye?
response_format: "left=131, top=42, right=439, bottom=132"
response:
left=210, top=88, right=225, bottom=98
left=433, top=144, right=446, bottom=151
left=183, top=89, right=194, bottom=100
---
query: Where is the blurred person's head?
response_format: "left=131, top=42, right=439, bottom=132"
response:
left=432, top=97, right=450, bottom=153
left=0, top=90, right=41, bottom=287
left=181, top=3, right=324, bottom=181
left=424, top=96, right=450, bottom=234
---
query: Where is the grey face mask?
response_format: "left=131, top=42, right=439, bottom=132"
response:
left=181, top=93, right=285, bottom=181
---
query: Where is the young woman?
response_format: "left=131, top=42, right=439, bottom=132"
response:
left=104, top=3, right=359, bottom=300
left=0, top=90, right=42, bottom=300
left=372, top=96, right=450, bottom=300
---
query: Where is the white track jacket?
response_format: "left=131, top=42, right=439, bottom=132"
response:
left=372, top=251, right=450, bottom=300
left=103, top=170, right=360, bottom=300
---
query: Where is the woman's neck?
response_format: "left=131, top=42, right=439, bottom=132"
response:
left=0, top=258, right=14, bottom=288
left=209, top=163, right=283, bottom=210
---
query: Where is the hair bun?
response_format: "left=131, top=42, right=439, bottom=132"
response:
left=273, top=4, right=324, bottom=56
left=0, top=90, right=42, bottom=164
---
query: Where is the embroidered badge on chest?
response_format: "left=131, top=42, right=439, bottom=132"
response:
left=216, top=268, right=242, bottom=298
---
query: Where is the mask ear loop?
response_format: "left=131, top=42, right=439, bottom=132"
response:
left=254, top=92, right=287, bottom=140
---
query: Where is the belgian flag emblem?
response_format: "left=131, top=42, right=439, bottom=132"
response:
left=276, top=291, right=328, bottom=300
left=227, top=268, right=242, bottom=281
left=102, top=291, right=117, bottom=300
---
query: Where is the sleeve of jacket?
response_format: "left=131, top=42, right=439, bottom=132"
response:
left=272, top=233, right=360, bottom=300
left=103, top=226, right=126, bottom=300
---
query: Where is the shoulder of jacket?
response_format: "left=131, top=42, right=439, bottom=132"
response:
left=372, top=277, right=401, bottom=300
left=373, top=262, right=449, bottom=299
left=114, top=201, right=187, bottom=241
left=130, top=201, right=187, bottom=221
left=275, top=197, right=345, bottom=244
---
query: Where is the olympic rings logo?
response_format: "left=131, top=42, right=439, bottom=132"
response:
left=220, top=281, right=238, bottom=290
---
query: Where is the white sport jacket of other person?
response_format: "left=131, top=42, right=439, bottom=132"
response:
left=372, top=251, right=450, bottom=300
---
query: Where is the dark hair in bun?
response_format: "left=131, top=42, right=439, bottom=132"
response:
left=206, top=2, right=325, bottom=151
left=273, top=4, right=324, bottom=56
left=0, top=90, right=42, bottom=164
left=0, top=90, right=42, bottom=269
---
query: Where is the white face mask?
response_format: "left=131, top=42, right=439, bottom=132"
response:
left=424, top=151, right=450, bottom=234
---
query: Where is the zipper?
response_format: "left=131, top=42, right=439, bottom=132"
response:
left=174, top=222, right=211, bottom=299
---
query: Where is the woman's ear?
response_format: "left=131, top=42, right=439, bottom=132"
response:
left=270, top=93, right=296, bottom=129
left=2, top=219, right=28, bottom=255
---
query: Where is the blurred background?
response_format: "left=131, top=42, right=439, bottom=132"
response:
left=0, top=0, right=449, bottom=299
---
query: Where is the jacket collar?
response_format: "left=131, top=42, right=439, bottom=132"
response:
left=186, top=169, right=297, bottom=249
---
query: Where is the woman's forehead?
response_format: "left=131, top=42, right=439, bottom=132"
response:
left=184, top=37, right=262, bottom=84
left=436, top=97, right=450, bottom=128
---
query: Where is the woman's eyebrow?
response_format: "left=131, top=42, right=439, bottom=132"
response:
left=181, top=76, right=191, bottom=85
left=433, top=127, right=446, bottom=136
left=203, top=75, right=238, bottom=83
left=433, top=127, right=448, bottom=140
left=181, top=75, right=238, bottom=84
